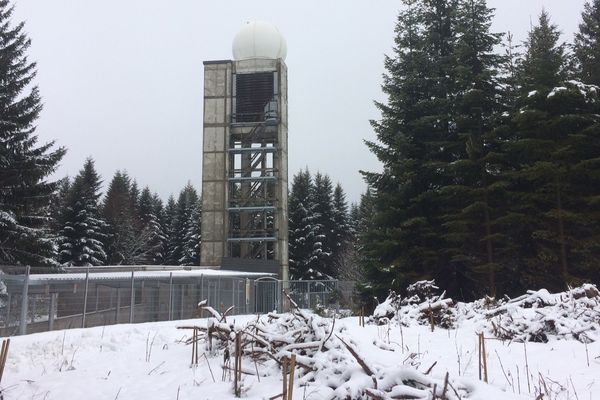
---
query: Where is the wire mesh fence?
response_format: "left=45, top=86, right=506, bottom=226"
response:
left=0, top=267, right=357, bottom=336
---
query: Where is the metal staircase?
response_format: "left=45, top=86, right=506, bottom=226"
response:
left=227, top=113, right=279, bottom=260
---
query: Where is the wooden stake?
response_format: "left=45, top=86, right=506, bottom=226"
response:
left=442, top=371, right=449, bottom=397
left=195, top=328, right=200, bottom=364
left=238, top=333, right=242, bottom=386
left=524, top=342, right=531, bottom=393
left=191, top=329, right=196, bottom=365
left=234, top=332, right=241, bottom=397
left=478, top=334, right=482, bottom=381
left=481, top=333, right=488, bottom=383
left=282, top=357, right=288, bottom=400
left=0, top=338, right=9, bottom=384
left=288, top=354, right=296, bottom=400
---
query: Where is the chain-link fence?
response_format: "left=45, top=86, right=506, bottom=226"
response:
left=0, top=267, right=357, bottom=336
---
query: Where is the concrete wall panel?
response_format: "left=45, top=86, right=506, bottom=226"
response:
left=203, top=127, right=226, bottom=152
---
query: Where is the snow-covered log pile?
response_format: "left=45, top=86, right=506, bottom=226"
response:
left=370, top=281, right=600, bottom=343
left=482, top=284, right=600, bottom=343
left=370, top=280, right=456, bottom=328
left=182, top=293, right=481, bottom=400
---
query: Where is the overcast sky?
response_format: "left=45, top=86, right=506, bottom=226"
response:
left=13, top=0, right=588, bottom=203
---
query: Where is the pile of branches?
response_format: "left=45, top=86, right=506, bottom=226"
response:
left=181, top=293, right=478, bottom=400
left=369, top=280, right=600, bottom=343
left=370, top=281, right=455, bottom=329
left=483, top=284, right=600, bottom=343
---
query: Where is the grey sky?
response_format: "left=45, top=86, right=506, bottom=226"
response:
left=14, top=0, right=588, bottom=203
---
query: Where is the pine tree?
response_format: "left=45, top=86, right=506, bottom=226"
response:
left=180, top=198, right=201, bottom=266
left=163, top=195, right=178, bottom=265
left=129, top=180, right=140, bottom=226
left=311, top=173, right=336, bottom=278
left=151, top=192, right=167, bottom=264
left=0, top=1, right=66, bottom=266
left=102, top=171, right=137, bottom=264
left=58, top=159, right=108, bottom=266
left=506, top=11, right=599, bottom=290
left=574, top=0, right=600, bottom=86
left=438, top=0, right=506, bottom=298
left=135, top=187, right=167, bottom=265
left=331, top=183, right=353, bottom=278
left=361, top=0, right=460, bottom=300
left=168, top=183, right=199, bottom=265
left=353, top=188, right=377, bottom=291
left=288, top=169, right=322, bottom=279
left=519, top=10, right=567, bottom=93
left=49, top=177, right=71, bottom=236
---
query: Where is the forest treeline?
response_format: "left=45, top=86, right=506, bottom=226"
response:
left=357, top=0, right=600, bottom=301
left=52, top=160, right=201, bottom=267
left=1, top=0, right=600, bottom=301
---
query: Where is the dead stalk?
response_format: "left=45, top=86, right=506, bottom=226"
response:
left=524, top=342, right=531, bottom=393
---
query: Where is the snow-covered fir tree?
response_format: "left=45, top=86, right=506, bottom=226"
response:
left=288, top=170, right=350, bottom=280
left=168, top=183, right=199, bottom=265
left=135, top=187, right=167, bottom=265
left=163, top=195, right=178, bottom=265
left=179, top=198, right=201, bottom=266
left=331, top=183, right=353, bottom=278
left=0, top=0, right=65, bottom=266
left=288, top=169, right=321, bottom=279
left=58, top=158, right=108, bottom=266
left=506, top=11, right=600, bottom=290
left=102, top=171, right=138, bottom=264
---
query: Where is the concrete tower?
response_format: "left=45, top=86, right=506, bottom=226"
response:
left=200, top=21, right=289, bottom=280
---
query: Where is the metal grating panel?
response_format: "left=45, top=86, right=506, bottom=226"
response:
left=235, top=73, right=274, bottom=122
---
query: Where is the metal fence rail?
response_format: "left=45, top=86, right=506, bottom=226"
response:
left=0, top=267, right=357, bottom=336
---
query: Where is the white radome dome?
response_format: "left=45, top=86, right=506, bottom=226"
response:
left=232, top=21, right=287, bottom=61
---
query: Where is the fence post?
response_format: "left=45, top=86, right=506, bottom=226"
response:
left=19, top=266, right=30, bottom=335
left=82, top=267, right=90, bottom=328
left=200, top=274, right=204, bottom=305
left=232, top=279, right=236, bottom=314
left=168, top=272, right=173, bottom=321
left=129, top=269, right=135, bottom=323
left=116, top=289, right=121, bottom=323
left=49, top=292, right=57, bottom=331
left=253, top=280, right=257, bottom=314
left=218, top=277, right=221, bottom=312
left=180, top=283, right=184, bottom=319
left=245, top=279, right=250, bottom=314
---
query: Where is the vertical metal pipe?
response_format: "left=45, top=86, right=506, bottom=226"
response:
left=95, top=285, right=99, bottom=311
left=116, top=289, right=121, bottom=323
left=200, top=274, right=204, bottom=305
left=129, top=269, right=135, bottom=323
left=232, top=279, right=236, bottom=313
left=180, top=284, right=184, bottom=319
left=168, top=272, right=173, bottom=321
left=253, top=281, right=257, bottom=314
left=30, top=295, right=36, bottom=324
left=207, top=278, right=211, bottom=309
left=49, top=293, right=57, bottom=331
left=82, top=267, right=90, bottom=328
left=19, top=266, right=30, bottom=335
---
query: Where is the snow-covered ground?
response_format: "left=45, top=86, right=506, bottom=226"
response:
left=1, top=313, right=598, bottom=399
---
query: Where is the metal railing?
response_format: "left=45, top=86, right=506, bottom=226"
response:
left=0, top=267, right=356, bottom=336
